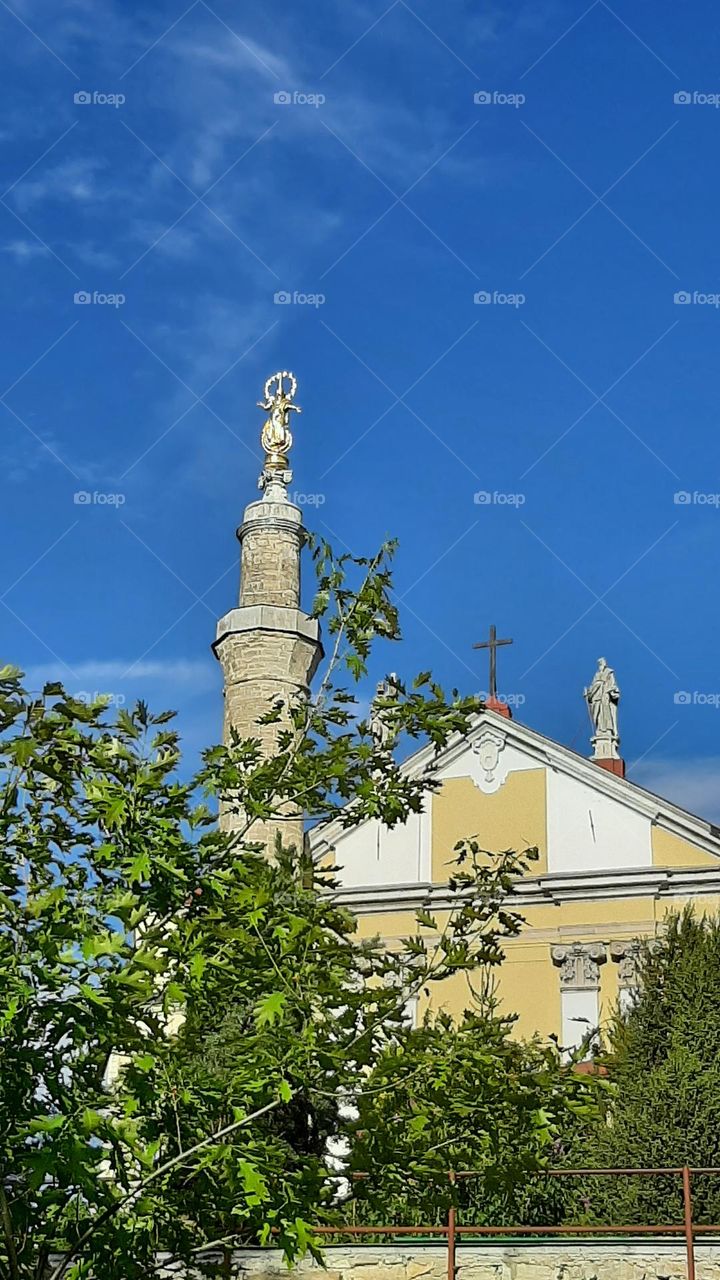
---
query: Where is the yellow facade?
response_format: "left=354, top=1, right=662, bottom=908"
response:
left=353, top=890, right=720, bottom=1042
left=652, top=825, right=718, bottom=869
left=339, top=755, right=720, bottom=1046
left=431, top=772, right=548, bottom=878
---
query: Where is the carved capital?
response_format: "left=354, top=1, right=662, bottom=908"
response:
left=552, top=942, right=607, bottom=989
left=610, top=940, right=642, bottom=988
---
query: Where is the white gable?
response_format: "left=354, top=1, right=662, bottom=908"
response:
left=547, top=767, right=651, bottom=872
left=321, top=799, right=432, bottom=889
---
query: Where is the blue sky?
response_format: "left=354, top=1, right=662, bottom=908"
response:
left=2, top=0, right=720, bottom=815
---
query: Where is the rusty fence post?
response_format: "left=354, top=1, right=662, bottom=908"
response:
left=682, top=1165, right=696, bottom=1280
left=447, top=1171, right=456, bottom=1280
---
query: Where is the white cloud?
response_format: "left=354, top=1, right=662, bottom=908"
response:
left=19, top=658, right=224, bottom=757
left=1, top=426, right=78, bottom=484
left=126, top=217, right=202, bottom=264
left=11, top=157, right=105, bottom=213
left=23, top=658, right=218, bottom=695
left=3, top=239, right=51, bottom=262
left=633, top=756, right=720, bottom=824
left=163, top=14, right=471, bottom=190
left=152, top=291, right=271, bottom=389
left=177, top=31, right=292, bottom=82
left=69, top=241, right=119, bottom=269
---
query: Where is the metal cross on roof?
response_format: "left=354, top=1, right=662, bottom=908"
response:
left=473, top=624, right=513, bottom=700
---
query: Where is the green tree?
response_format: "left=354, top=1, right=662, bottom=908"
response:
left=347, top=996, right=600, bottom=1229
left=149, top=837, right=538, bottom=1265
left=578, top=909, right=720, bottom=1227
left=0, top=538, right=543, bottom=1279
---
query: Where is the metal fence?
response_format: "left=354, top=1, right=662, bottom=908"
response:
left=311, top=1167, right=720, bottom=1280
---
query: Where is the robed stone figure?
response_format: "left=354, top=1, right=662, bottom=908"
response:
left=584, top=657, right=620, bottom=752
left=369, top=673, right=401, bottom=751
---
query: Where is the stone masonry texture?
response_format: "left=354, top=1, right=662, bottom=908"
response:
left=157, top=1242, right=720, bottom=1280
left=240, top=527, right=301, bottom=609
left=215, top=494, right=321, bottom=850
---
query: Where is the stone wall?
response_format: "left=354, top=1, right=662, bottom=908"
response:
left=170, top=1241, right=720, bottom=1280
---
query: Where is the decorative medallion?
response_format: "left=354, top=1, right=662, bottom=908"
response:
left=471, top=726, right=507, bottom=791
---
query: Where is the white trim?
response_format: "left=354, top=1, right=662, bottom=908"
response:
left=330, top=863, right=720, bottom=915
left=418, top=793, right=432, bottom=882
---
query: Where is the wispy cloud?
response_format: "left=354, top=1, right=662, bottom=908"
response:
left=634, top=757, right=720, bottom=824
left=163, top=11, right=480, bottom=190
left=152, top=292, right=273, bottom=386
left=2, top=239, right=51, bottom=262
left=69, top=241, right=119, bottom=269
left=174, top=29, right=292, bottom=81
left=10, top=157, right=106, bottom=213
left=23, top=657, right=218, bottom=695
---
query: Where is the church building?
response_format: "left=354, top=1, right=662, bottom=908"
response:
left=215, top=373, right=720, bottom=1053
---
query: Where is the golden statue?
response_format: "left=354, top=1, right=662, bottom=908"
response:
left=257, top=371, right=301, bottom=474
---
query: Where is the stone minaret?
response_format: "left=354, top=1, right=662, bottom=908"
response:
left=213, top=371, right=323, bottom=849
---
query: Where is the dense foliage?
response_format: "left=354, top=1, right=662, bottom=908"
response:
left=157, top=838, right=542, bottom=1260
left=0, top=537, right=562, bottom=1279
left=577, top=909, right=720, bottom=1226
left=348, top=999, right=600, bottom=1228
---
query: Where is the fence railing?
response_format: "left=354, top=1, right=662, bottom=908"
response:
left=311, top=1167, right=720, bottom=1280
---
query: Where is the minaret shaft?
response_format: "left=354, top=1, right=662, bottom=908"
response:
left=213, top=374, right=323, bottom=849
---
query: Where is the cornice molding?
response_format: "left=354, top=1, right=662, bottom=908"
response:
left=329, top=864, right=720, bottom=915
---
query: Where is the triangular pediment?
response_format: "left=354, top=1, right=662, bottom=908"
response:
left=310, top=709, right=720, bottom=884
